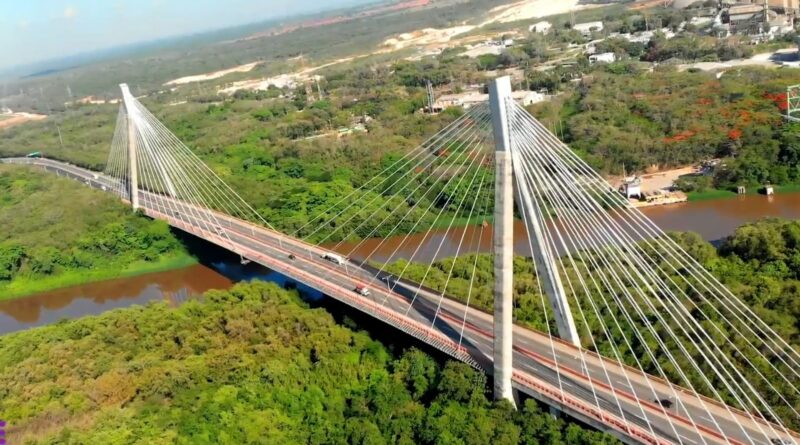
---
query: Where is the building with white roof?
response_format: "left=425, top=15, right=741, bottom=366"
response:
left=589, top=52, right=616, bottom=64
left=573, top=21, right=604, bottom=36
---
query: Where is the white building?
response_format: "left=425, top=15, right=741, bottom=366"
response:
left=589, top=52, right=616, bottom=64
left=512, top=90, right=547, bottom=106
left=529, top=21, right=552, bottom=34
left=573, top=21, right=604, bottom=36
left=620, top=177, right=642, bottom=199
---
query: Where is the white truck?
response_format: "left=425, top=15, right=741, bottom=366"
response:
left=321, top=252, right=346, bottom=266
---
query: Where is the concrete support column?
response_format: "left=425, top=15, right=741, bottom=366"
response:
left=489, top=76, right=515, bottom=405
left=120, top=84, right=139, bottom=211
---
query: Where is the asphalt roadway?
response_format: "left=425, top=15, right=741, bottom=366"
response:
left=4, top=157, right=797, bottom=445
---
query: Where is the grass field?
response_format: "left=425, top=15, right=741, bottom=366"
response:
left=687, top=183, right=800, bottom=202
left=686, top=189, right=740, bottom=202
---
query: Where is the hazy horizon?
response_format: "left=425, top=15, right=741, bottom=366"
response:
left=0, top=0, right=380, bottom=72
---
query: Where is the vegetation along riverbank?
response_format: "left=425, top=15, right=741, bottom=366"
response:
left=0, top=165, right=195, bottom=301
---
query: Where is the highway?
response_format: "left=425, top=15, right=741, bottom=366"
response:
left=4, top=157, right=798, bottom=445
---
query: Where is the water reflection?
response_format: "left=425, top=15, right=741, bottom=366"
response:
left=0, top=265, right=232, bottom=335
left=329, top=192, right=800, bottom=264
left=0, top=259, right=328, bottom=335
left=3, top=192, right=800, bottom=335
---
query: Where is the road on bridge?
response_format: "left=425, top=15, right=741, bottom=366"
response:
left=5, top=157, right=797, bottom=445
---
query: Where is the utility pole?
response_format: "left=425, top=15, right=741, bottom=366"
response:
left=315, top=75, right=323, bottom=101
left=120, top=84, right=139, bottom=211
left=56, top=124, right=64, bottom=150
left=488, top=76, right=515, bottom=406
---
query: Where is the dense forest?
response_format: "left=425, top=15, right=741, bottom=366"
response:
left=0, top=281, right=619, bottom=444
left=0, top=165, right=193, bottom=299
left=540, top=68, right=800, bottom=188
left=386, top=218, right=800, bottom=428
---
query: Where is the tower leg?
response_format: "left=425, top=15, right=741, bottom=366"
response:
left=513, top=172, right=581, bottom=347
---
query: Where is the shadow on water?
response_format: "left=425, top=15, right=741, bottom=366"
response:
left=177, top=229, right=324, bottom=302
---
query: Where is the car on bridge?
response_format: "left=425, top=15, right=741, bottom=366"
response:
left=655, top=398, right=674, bottom=409
left=354, top=285, right=370, bottom=297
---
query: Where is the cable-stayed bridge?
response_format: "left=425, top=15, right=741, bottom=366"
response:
left=4, top=78, right=800, bottom=445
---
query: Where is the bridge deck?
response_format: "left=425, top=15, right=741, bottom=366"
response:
left=5, top=157, right=798, bottom=445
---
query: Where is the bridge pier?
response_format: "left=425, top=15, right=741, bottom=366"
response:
left=489, top=77, right=515, bottom=406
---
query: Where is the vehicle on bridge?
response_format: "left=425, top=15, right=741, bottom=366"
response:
left=354, top=285, right=370, bottom=297
left=322, top=252, right=346, bottom=265
left=655, top=398, right=674, bottom=409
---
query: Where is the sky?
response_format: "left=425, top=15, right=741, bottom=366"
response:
left=0, top=0, right=377, bottom=70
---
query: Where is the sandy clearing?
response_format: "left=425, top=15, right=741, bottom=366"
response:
left=165, top=62, right=260, bottom=86
left=218, top=56, right=366, bottom=95
left=381, top=0, right=609, bottom=53
left=217, top=0, right=610, bottom=94
left=481, top=0, right=605, bottom=26
left=679, top=48, right=800, bottom=72
left=0, top=112, right=47, bottom=130
left=383, top=25, right=476, bottom=50
left=639, top=166, right=697, bottom=193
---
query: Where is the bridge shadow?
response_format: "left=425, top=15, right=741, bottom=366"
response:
left=354, top=261, right=493, bottom=372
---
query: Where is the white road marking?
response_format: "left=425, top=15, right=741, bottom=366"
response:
left=678, top=434, right=698, bottom=444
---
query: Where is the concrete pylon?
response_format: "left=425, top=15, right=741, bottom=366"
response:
left=489, top=76, right=582, bottom=406
left=119, top=84, right=139, bottom=211
left=489, top=76, right=515, bottom=405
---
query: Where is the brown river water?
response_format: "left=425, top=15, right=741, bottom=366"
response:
left=2, top=193, right=799, bottom=335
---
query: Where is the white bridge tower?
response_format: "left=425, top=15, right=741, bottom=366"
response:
left=488, top=76, right=580, bottom=405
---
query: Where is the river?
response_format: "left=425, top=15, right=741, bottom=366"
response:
left=330, top=192, right=800, bottom=263
left=2, top=192, right=799, bottom=335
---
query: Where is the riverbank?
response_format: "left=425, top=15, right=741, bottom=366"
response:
left=0, top=253, right=197, bottom=301
left=687, top=183, right=800, bottom=202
